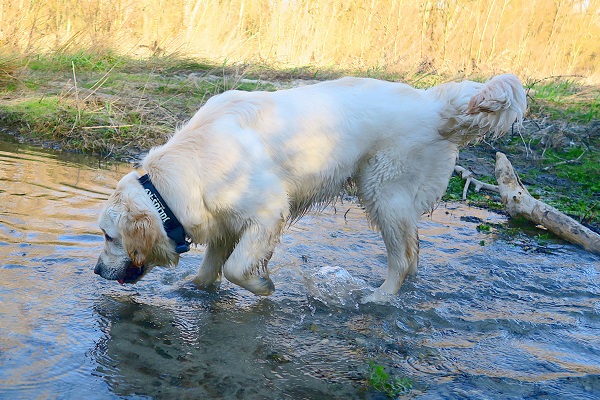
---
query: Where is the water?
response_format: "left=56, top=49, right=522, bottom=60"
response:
left=0, top=133, right=598, bottom=399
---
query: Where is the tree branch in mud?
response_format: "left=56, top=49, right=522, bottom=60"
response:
left=453, top=165, right=499, bottom=200
left=494, top=152, right=600, bottom=255
left=454, top=156, right=600, bottom=255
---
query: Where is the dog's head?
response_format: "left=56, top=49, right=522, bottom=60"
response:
left=94, top=172, right=180, bottom=284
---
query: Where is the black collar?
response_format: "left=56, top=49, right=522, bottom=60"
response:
left=138, top=174, right=190, bottom=254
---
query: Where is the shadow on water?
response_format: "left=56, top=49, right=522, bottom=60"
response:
left=0, top=132, right=598, bottom=399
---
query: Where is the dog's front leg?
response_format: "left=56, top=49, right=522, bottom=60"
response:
left=378, top=218, right=419, bottom=294
left=191, top=237, right=236, bottom=291
left=223, top=221, right=282, bottom=296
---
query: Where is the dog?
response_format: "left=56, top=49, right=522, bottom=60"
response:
left=95, top=75, right=526, bottom=296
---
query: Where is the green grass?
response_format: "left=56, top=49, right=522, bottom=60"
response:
left=516, top=144, right=599, bottom=226
left=0, top=95, right=151, bottom=150
left=544, top=147, right=600, bottom=192
left=28, top=51, right=123, bottom=72
left=537, top=146, right=599, bottom=225
left=527, top=78, right=599, bottom=123
left=477, top=223, right=492, bottom=232
left=443, top=175, right=504, bottom=211
left=443, top=175, right=467, bottom=202
left=366, top=362, right=413, bottom=398
left=1, top=96, right=91, bottom=137
left=2, top=96, right=63, bottom=121
left=25, top=51, right=217, bottom=74
left=0, top=54, right=273, bottom=154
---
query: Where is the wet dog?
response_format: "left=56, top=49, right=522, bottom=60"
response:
left=95, top=75, right=526, bottom=296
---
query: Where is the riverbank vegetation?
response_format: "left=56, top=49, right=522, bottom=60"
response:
left=0, top=53, right=274, bottom=155
left=1, top=53, right=597, bottom=231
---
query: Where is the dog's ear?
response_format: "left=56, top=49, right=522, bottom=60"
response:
left=122, top=211, right=160, bottom=266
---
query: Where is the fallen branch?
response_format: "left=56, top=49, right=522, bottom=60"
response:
left=494, top=152, right=600, bottom=255
left=454, top=165, right=499, bottom=200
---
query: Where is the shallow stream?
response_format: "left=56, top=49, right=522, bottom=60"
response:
left=0, top=134, right=598, bottom=399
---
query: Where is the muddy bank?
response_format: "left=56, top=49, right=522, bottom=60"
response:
left=457, top=117, right=599, bottom=233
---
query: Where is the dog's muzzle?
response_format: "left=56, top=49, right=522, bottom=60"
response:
left=94, top=259, right=145, bottom=284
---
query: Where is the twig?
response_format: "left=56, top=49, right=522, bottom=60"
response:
left=542, top=149, right=587, bottom=171
left=83, top=64, right=117, bottom=103
left=71, top=62, right=81, bottom=131
left=454, top=165, right=499, bottom=200
left=516, top=129, right=532, bottom=157
left=82, top=124, right=135, bottom=130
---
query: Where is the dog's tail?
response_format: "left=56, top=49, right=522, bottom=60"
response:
left=434, top=74, right=527, bottom=146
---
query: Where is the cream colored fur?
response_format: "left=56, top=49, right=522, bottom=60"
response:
left=95, top=75, right=526, bottom=296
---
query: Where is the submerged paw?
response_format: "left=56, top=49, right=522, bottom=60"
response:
left=243, top=275, right=275, bottom=296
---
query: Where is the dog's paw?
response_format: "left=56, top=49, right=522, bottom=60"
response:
left=194, top=281, right=222, bottom=293
left=240, top=275, right=275, bottom=296
left=178, top=275, right=221, bottom=292
left=361, top=288, right=395, bottom=304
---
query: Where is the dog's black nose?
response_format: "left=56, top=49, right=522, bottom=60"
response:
left=94, top=261, right=103, bottom=275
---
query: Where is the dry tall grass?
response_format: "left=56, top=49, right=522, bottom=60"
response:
left=0, top=0, right=599, bottom=81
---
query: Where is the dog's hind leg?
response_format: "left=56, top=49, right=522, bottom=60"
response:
left=222, top=219, right=284, bottom=296
left=191, top=236, right=236, bottom=291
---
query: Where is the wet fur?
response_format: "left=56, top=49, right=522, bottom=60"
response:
left=95, top=75, right=526, bottom=296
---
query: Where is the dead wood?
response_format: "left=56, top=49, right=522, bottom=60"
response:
left=454, top=165, right=499, bottom=200
left=494, top=152, right=600, bottom=255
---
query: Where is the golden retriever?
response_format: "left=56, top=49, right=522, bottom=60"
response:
left=95, top=75, right=526, bottom=296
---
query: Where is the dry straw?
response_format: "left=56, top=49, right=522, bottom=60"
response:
left=0, top=0, right=598, bottom=81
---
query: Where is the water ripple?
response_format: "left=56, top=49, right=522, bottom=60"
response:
left=1, top=134, right=599, bottom=399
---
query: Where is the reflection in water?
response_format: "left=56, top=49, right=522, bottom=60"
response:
left=90, top=293, right=366, bottom=399
left=0, top=133, right=599, bottom=399
left=0, top=135, right=125, bottom=399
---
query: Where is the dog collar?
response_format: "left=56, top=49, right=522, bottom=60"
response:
left=138, top=174, right=190, bottom=254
